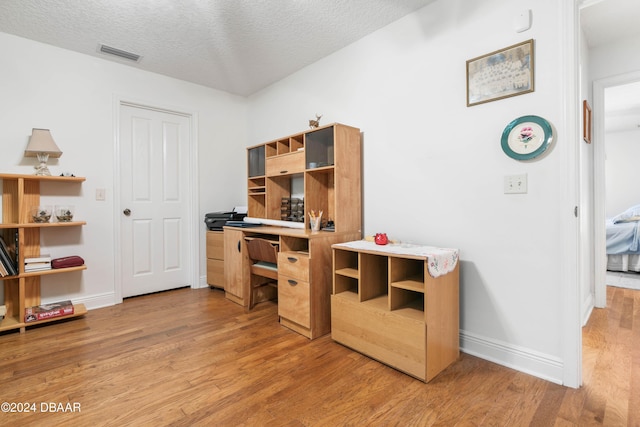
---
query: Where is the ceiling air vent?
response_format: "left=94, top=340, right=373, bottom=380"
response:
left=99, top=44, right=141, bottom=62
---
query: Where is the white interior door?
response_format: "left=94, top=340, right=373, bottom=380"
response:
left=119, top=104, right=192, bottom=298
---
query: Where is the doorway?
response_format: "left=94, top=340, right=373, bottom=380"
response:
left=593, top=72, right=640, bottom=306
left=116, top=100, right=198, bottom=299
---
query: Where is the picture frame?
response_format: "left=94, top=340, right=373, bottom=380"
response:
left=583, top=100, right=592, bottom=144
left=466, top=39, right=534, bottom=107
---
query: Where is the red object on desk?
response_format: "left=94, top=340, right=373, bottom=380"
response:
left=374, top=233, right=388, bottom=245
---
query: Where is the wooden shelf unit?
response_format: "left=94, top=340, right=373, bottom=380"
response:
left=0, top=173, right=87, bottom=333
left=246, top=123, right=361, bottom=233
left=331, top=242, right=460, bottom=382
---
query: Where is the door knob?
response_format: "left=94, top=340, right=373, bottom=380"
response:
left=123, top=208, right=131, bottom=216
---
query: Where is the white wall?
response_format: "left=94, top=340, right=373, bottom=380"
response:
left=605, top=129, right=640, bottom=217
left=248, top=0, right=571, bottom=383
left=0, top=32, right=247, bottom=307
left=590, top=35, right=640, bottom=82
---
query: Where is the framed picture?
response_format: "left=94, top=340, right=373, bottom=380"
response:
left=466, top=39, right=534, bottom=107
left=583, top=100, right=592, bottom=144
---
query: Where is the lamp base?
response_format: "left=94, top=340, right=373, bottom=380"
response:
left=33, top=153, right=51, bottom=176
left=34, top=164, right=52, bottom=176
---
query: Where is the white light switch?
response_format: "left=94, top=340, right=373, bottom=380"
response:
left=504, top=174, right=527, bottom=194
left=96, top=188, right=106, bottom=201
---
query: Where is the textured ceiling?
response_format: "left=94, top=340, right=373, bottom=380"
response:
left=0, top=0, right=436, bottom=96
left=2, top=0, right=639, bottom=128
left=581, top=0, right=640, bottom=48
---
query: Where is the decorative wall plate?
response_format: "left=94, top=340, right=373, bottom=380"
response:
left=501, top=115, right=553, bottom=160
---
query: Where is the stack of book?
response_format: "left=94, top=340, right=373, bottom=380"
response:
left=0, top=236, right=18, bottom=277
left=24, top=254, right=52, bottom=272
left=25, top=300, right=74, bottom=323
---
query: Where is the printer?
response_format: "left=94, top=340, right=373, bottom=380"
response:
left=204, top=207, right=247, bottom=231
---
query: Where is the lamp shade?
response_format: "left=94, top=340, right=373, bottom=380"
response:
left=24, top=128, right=62, bottom=158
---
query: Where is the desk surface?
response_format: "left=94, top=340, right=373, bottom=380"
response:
left=333, top=240, right=459, bottom=278
left=224, top=224, right=356, bottom=239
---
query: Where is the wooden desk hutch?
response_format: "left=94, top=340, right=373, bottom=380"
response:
left=223, top=123, right=362, bottom=339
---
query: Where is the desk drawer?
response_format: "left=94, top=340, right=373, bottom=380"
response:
left=278, top=275, right=310, bottom=328
left=206, top=231, right=224, bottom=260
left=207, top=259, right=224, bottom=287
left=278, top=251, right=309, bottom=281
left=266, top=151, right=304, bottom=176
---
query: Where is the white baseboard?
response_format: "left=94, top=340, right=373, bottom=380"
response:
left=460, top=329, right=563, bottom=385
left=582, top=292, right=594, bottom=326
left=69, top=292, right=118, bottom=310
left=196, top=275, right=210, bottom=289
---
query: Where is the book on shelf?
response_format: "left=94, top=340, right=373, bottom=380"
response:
left=24, top=263, right=52, bottom=272
left=0, top=259, right=8, bottom=277
left=25, top=300, right=74, bottom=323
left=0, top=235, right=17, bottom=276
left=25, top=254, right=52, bottom=264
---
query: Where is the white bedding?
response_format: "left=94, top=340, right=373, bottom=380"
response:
left=607, top=254, right=640, bottom=272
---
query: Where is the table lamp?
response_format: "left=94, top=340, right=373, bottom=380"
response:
left=24, top=128, right=62, bottom=176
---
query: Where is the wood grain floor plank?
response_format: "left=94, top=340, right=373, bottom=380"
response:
left=0, top=286, right=638, bottom=426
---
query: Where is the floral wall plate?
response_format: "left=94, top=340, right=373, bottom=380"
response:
left=501, top=115, right=553, bottom=160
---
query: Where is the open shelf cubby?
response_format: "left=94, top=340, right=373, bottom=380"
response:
left=246, top=123, right=361, bottom=233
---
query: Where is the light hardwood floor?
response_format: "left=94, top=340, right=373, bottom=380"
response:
left=0, top=286, right=638, bottom=426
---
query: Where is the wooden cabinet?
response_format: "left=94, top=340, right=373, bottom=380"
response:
left=223, top=225, right=360, bottom=339
left=206, top=231, right=224, bottom=288
left=223, top=228, right=246, bottom=305
left=247, top=123, right=361, bottom=233
left=331, top=241, right=460, bottom=382
left=0, top=173, right=87, bottom=334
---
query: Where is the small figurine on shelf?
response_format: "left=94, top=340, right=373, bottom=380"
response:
left=308, top=113, right=322, bottom=129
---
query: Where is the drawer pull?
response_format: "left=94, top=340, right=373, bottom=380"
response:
left=237, top=241, right=241, bottom=252
left=288, top=279, right=298, bottom=286
left=287, top=257, right=298, bottom=263
left=280, top=170, right=288, bottom=174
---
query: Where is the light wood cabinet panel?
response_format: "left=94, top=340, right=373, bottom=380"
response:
left=277, top=275, right=310, bottom=328
left=206, top=259, right=224, bottom=287
left=206, top=231, right=224, bottom=288
left=223, top=228, right=246, bottom=305
left=265, top=151, right=305, bottom=176
left=278, top=251, right=309, bottom=281
left=331, top=241, right=460, bottom=382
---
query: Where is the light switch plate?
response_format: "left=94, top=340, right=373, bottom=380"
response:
left=504, top=174, right=527, bottom=194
